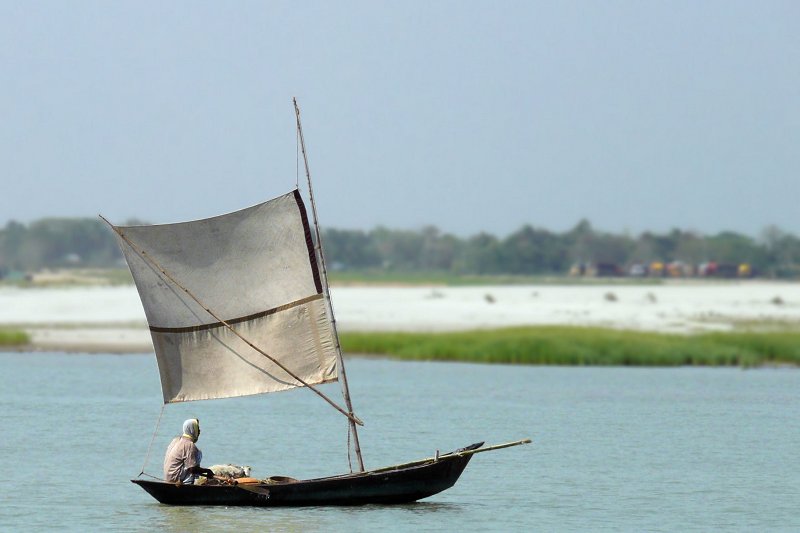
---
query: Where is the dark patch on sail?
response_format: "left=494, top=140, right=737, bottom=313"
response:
left=149, top=294, right=324, bottom=333
left=294, top=189, right=323, bottom=294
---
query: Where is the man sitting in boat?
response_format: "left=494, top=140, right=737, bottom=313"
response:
left=163, top=418, right=215, bottom=484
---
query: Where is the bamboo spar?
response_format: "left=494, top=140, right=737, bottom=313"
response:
left=294, top=98, right=366, bottom=472
left=99, top=215, right=363, bottom=427
left=365, top=439, right=532, bottom=474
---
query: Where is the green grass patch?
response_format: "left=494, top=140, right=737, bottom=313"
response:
left=340, top=326, right=800, bottom=367
left=1, top=269, right=663, bottom=288
left=0, top=329, right=30, bottom=346
left=0, top=268, right=134, bottom=287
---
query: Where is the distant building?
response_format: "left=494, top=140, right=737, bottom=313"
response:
left=593, top=262, right=622, bottom=277
left=649, top=261, right=665, bottom=277
left=569, top=262, right=622, bottom=277
left=63, top=253, right=81, bottom=265
left=628, top=263, right=647, bottom=277
left=713, top=263, right=739, bottom=278
left=738, top=263, right=752, bottom=278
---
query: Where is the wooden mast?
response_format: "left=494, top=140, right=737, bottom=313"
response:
left=293, top=98, right=365, bottom=472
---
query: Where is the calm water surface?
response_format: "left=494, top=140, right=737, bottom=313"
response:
left=0, top=354, right=798, bottom=532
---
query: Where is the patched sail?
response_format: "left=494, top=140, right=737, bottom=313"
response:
left=115, top=190, right=338, bottom=403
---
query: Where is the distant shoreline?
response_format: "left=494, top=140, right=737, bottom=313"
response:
left=3, top=282, right=800, bottom=365
left=6, top=326, right=152, bottom=354
left=2, top=325, right=800, bottom=368
left=5, top=267, right=784, bottom=289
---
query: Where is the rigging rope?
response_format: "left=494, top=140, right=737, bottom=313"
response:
left=296, top=125, right=301, bottom=190
left=139, top=471, right=165, bottom=481
left=293, top=97, right=366, bottom=472
left=346, top=418, right=353, bottom=473
left=139, top=404, right=166, bottom=477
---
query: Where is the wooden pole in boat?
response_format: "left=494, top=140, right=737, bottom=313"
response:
left=99, top=215, right=363, bottom=428
left=365, top=439, right=533, bottom=474
left=293, top=97, right=366, bottom=472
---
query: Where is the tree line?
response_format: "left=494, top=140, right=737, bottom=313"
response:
left=2, top=217, right=800, bottom=278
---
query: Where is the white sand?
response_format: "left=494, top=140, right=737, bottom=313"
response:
left=331, top=281, right=800, bottom=333
left=0, top=286, right=148, bottom=325
left=3, top=281, right=800, bottom=352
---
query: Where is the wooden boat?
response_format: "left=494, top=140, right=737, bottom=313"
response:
left=132, top=442, right=500, bottom=506
left=108, top=100, right=529, bottom=506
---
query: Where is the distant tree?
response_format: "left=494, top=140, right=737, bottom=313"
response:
left=369, top=227, right=425, bottom=270
left=565, top=219, right=594, bottom=264
left=0, top=218, right=121, bottom=271
left=418, top=226, right=460, bottom=271
left=673, top=231, right=709, bottom=264
left=0, top=221, right=27, bottom=270
left=759, top=225, right=800, bottom=277
left=5, top=214, right=800, bottom=279
left=322, top=228, right=381, bottom=269
left=628, top=234, right=658, bottom=264
left=501, top=225, right=569, bottom=274
left=706, top=231, right=763, bottom=266
left=565, top=220, right=633, bottom=266
left=455, top=232, right=502, bottom=274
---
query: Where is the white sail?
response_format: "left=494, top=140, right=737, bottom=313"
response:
left=115, top=190, right=338, bottom=403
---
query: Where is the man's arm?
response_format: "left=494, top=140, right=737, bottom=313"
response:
left=188, top=465, right=215, bottom=478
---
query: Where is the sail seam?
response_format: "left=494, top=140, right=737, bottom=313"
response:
left=294, top=189, right=324, bottom=294
left=148, top=294, right=324, bottom=333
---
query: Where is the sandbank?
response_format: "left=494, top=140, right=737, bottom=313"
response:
left=2, top=281, right=799, bottom=353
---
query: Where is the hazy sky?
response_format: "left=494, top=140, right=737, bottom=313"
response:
left=1, top=1, right=798, bottom=237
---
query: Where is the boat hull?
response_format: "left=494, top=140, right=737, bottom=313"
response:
left=133, top=443, right=479, bottom=506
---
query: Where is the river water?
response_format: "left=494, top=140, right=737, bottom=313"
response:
left=0, top=354, right=798, bottom=532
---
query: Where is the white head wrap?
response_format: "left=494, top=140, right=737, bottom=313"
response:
left=182, top=418, right=200, bottom=442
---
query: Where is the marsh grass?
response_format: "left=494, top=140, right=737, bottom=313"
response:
left=0, top=269, right=662, bottom=288
left=0, top=329, right=30, bottom=346
left=0, top=268, right=133, bottom=287
left=340, top=326, right=800, bottom=367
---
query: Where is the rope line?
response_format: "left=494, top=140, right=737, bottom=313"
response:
left=296, top=124, right=300, bottom=190
left=346, top=419, right=353, bottom=473
left=293, top=97, right=366, bottom=472
left=139, top=404, right=166, bottom=477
